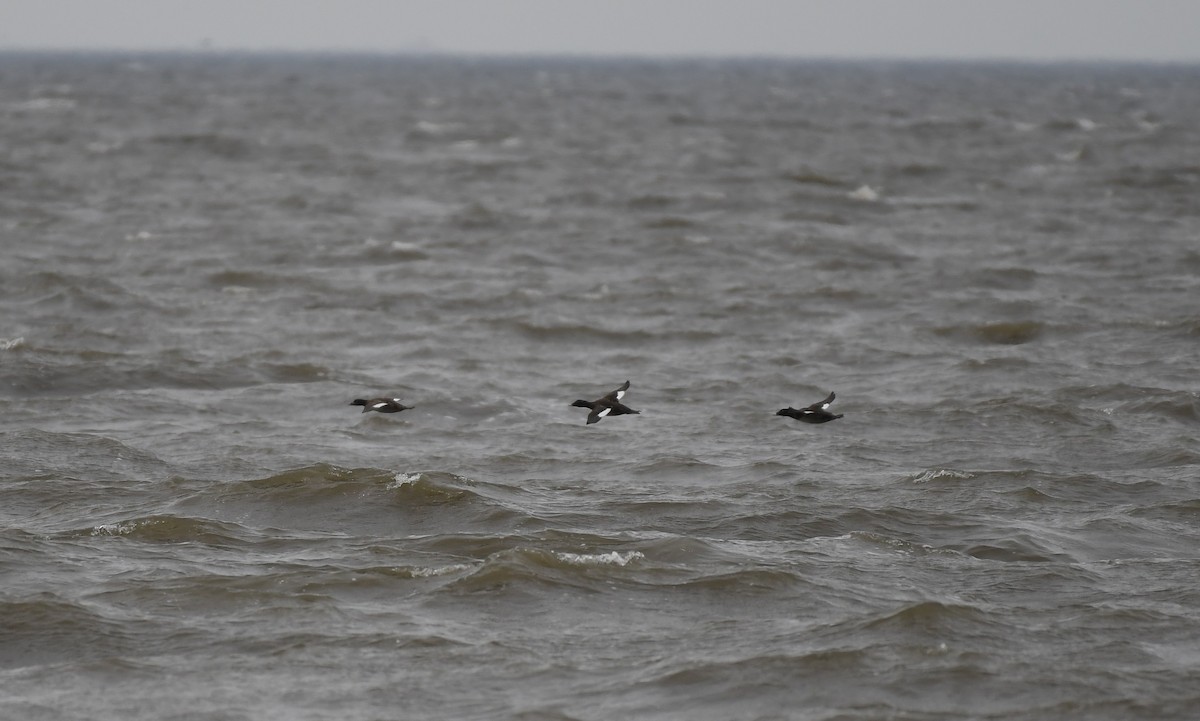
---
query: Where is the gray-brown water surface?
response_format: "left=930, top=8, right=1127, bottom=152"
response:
left=2, top=53, right=1200, bottom=720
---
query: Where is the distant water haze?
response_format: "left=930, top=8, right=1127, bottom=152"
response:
left=2, top=0, right=1199, bottom=61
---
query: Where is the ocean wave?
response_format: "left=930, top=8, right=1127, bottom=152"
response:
left=9, top=97, right=77, bottom=113
left=629, top=648, right=889, bottom=716
left=84, top=515, right=253, bottom=545
left=1126, top=446, right=1200, bottom=469
left=843, top=531, right=946, bottom=557
left=507, top=318, right=664, bottom=344
left=0, top=597, right=131, bottom=670
left=206, top=268, right=334, bottom=294
left=1107, top=393, right=1200, bottom=423
left=1146, top=315, right=1200, bottom=337
left=932, top=320, right=1046, bottom=345
left=438, top=545, right=644, bottom=595
left=146, top=132, right=257, bottom=160
left=247, top=360, right=332, bottom=384
left=961, top=265, right=1041, bottom=290
left=641, top=215, right=697, bottom=229
left=645, top=647, right=874, bottom=689
left=1128, top=499, right=1200, bottom=525
left=3, top=270, right=157, bottom=312
left=905, top=467, right=1144, bottom=506
left=1042, top=117, right=1101, bottom=133
left=214, top=465, right=476, bottom=505
left=859, top=599, right=998, bottom=634
left=356, top=237, right=432, bottom=262
left=666, top=567, right=805, bottom=593
left=958, top=396, right=1111, bottom=429
left=628, top=455, right=726, bottom=480
left=954, top=356, right=1037, bottom=373
left=171, top=465, right=532, bottom=537
left=882, top=194, right=980, bottom=211
left=906, top=468, right=975, bottom=484
left=1071, top=515, right=1200, bottom=561
left=449, top=201, right=523, bottom=230
left=226, top=561, right=481, bottom=597
left=408, top=527, right=644, bottom=560
left=0, top=429, right=168, bottom=480
left=552, top=550, right=644, bottom=567
left=1109, top=164, right=1200, bottom=190
left=783, top=169, right=847, bottom=187
left=961, top=534, right=1075, bottom=563
left=0, top=346, right=335, bottom=395
left=788, top=503, right=1088, bottom=564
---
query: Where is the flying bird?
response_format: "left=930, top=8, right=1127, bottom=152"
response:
left=777, top=391, right=842, bottom=424
left=571, top=380, right=641, bottom=425
left=350, top=397, right=413, bottom=414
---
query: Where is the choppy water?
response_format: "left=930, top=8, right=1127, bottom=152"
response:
left=2, top=53, right=1200, bottom=720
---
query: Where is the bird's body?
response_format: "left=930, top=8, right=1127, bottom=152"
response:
left=571, top=380, right=640, bottom=425
left=777, top=391, right=842, bottom=424
left=350, top=398, right=412, bottom=414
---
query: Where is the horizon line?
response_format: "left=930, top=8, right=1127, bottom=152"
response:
left=2, top=46, right=1198, bottom=65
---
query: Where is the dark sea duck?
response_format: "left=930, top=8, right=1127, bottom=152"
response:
left=350, top=397, right=413, bottom=414
left=571, top=380, right=641, bottom=425
left=777, top=391, right=843, bottom=424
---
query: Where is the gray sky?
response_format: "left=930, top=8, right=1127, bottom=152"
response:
left=2, top=0, right=1198, bottom=61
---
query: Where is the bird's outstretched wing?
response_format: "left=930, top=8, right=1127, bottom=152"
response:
left=602, top=380, right=631, bottom=403
left=806, top=392, right=835, bottom=411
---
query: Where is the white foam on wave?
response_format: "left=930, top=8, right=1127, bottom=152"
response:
left=909, top=468, right=974, bottom=483
left=553, top=550, right=644, bottom=567
left=409, top=562, right=475, bottom=578
left=13, top=97, right=76, bottom=112
left=413, top=120, right=454, bottom=136
left=848, top=184, right=880, bottom=202
left=0, top=337, right=25, bottom=350
left=86, top=140, right=124, bottom=154
left=388, top=472, right=422, bottom=490
left=91, top=521, right=137, bottom=536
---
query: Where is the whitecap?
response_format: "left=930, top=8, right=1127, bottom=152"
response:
left=0, top=337, right=25, bottom=351
left=13, top=97, right=76, bottom=112
left=410, top=562, right=475, bottom=578
left=909, top=468, right=974, bottom=483
left=91, top=521, right=136, bottom=536
left=388, top=472, right=422, bottom=490
left=553, top=550, right=644, bottom=567
left=86, top=140, right=123, bottom=154
left=413, top=120, right=454, bottom=136
left=848, top=184, right=879, bottom=202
